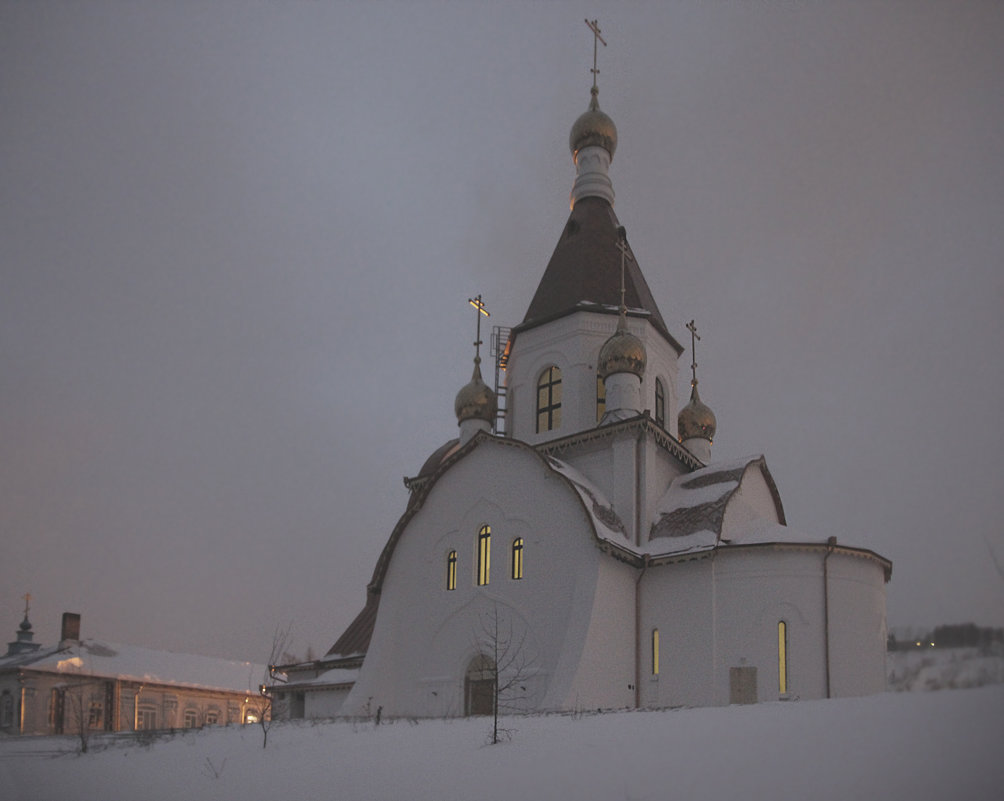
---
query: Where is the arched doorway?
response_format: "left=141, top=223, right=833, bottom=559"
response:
left=464, top=654, right=496, bottom=717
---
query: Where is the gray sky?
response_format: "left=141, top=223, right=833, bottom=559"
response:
left=2, top=2, right=1002, bottom=662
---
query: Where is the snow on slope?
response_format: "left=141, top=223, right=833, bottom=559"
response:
left=888, top=647, right=1004, bottom=692
left=2, top=686, right=1001, bottom=801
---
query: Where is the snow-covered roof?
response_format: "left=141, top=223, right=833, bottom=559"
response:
left=544, top=455, right=634, bottom=551
left=548, top=453, right=828, bottom=562
left=283, top=666, right=360, bottom=690
left=0, top=639, right=266, bottom=694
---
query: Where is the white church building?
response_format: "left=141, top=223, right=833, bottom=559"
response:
left=277, top=70, right=891, bottom=720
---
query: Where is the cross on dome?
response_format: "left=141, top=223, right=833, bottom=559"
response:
left=584, top=19, right=607, bottom=94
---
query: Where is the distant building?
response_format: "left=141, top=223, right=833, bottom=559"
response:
left=0, top=611, right=268, bottom=736
left=278, top=57, right=891, bottom=719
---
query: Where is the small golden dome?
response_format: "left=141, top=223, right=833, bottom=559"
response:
left=598, top=325, right=646, bottom=380
left=454, top=359, right=498, bottom=424
left=569, top=89, right=618, bottom=159
left=678, top=384, right=717, bottom=442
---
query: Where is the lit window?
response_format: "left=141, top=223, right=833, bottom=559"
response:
left=536, top=366, right=562, bottom=433
left=778, top=621, right=788, bottom=695
left=88, top=701, right=104, bottom=729
left=446, top=550, right=457, bottom=590
left=136, top=705, right=157, bottom=731
left=511, top=538, right=524, bottom=580
left=596, top=373, right=606, bottom=422
left=477, top=525, right=491, bottom=586
left=652, top=629, right=660, bottom=675
left=655, top=379, right=665, bottom=429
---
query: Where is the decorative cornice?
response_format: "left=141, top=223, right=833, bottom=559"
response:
left=534, top=412, right=704, bottom=471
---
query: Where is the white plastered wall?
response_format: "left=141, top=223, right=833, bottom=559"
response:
left=640, top=546, right=887, bottom=707
left=343, top=440, right=614, bottom=718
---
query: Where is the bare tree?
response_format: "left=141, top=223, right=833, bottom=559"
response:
left=473, top=605, right=535, bottom=744
left=253, top=624, right=292, bottom=749
left=62, top=678, right=102, bottom=753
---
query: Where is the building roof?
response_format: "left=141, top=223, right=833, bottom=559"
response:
left=516, top=196, right=681, bottom=354
left=0, top=638, right=265, bottom=694
left=325, top=592, right=379, bottom=658
left=650, top=455, right=785, bottom=541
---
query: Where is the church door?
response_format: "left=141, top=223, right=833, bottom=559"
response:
left=729, top=666, right=758, bottom=704
left=464, top=655, right=496, bottom=717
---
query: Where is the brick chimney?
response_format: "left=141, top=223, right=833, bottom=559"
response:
left=60, top=612, right=81, bottom=643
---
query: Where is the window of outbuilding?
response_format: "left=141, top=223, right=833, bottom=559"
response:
left=596, top=373, right=606, bottom=422
left=0, top=691, right=13, bottom=728
left=136, top=704, right=157, bottom=731
left=88, top=700, right=104, bottom=729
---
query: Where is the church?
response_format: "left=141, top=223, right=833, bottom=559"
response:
left=277, top=56, right=891, bottom=720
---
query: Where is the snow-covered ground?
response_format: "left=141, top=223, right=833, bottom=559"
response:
left=2, top=684, right=1001, bottom=801
left=887, top=646, right=1004, bottom=692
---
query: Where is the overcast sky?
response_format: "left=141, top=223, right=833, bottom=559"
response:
left=2, top=2, right=1002, bottom=663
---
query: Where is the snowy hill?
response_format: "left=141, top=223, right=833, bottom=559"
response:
left=888, top=646, right=1004, bottom=692
left=2, top=686, right=1001, bottom=801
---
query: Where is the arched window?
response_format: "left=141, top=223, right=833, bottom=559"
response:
left=596, top=373, right=606, bottom=422
left=511, top=538, right=524, bottom=580
left=446, top=550, right=457, bottom=590
left=778, top=621, right=788, bottom=695
left=477, top=525, right=491, bottom=586
left=655, top=378, right=665, bottom=429
left=652, top=629, right=660, bottom=675
left=536, top=366, right=562, bottom=433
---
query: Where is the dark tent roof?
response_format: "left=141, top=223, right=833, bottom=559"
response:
left=517, top=196, right=681, bottom=354
left=325, top=592, right=379, bottom=658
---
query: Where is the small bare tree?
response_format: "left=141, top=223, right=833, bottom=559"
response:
left=253, top=624, right=292, bottom=749
left=62, top=677, right=103, bottom=753
left=473, top=605, right=535, bottom=744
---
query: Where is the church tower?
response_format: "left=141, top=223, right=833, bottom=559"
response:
left=502, top=46, right=683, bottom=447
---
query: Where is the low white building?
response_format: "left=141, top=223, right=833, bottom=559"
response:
left=281, top=73, right=890, bottom=719
left=0, top=612, right=268, bottom=736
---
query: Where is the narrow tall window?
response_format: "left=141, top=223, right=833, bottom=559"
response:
left=778, top=621, right=788, bottom=695
left=596, top=373, right=606, bottom=422
left=477, top=525, right=491, bottom=586
left=655, top=378, right=666, bottom=429
left=511, top=538, right=524, bottom=580
left=446, top=550, right=457, bottom=590
left=652, top=628, right=660, bottom=675
left=536, top=366, right=562, bottom=433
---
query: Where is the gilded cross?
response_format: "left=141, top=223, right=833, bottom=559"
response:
left=22, top=592, right=31, bottom=616
left=468, top=295, right=490, bottom=363
left=686, top=319, right=701, bottom=387
left=615, top=226, right=631, bottom=314
left=584, top=19, right=607, bottom=91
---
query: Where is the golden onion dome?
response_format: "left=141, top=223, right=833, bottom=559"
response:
left=569, top=89, right=618, bottom=159
left=678, top=384, right=717, bottom=442
left=598, top=324, right=646, bottom=380
left=454, top=359, right=498, bottom=424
